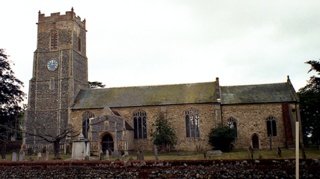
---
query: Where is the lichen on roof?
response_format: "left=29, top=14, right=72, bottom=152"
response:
left=220, top=82, right=298, bottom=104
left=72, top=82, right=217, bottom=109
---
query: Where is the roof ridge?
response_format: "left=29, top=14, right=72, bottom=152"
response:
left=221, top=81, right=287, bottom=88
left=86, top=81, right=216, bottom=90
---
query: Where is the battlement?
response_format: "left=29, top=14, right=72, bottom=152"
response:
left=38, top=7, right=86, bottom=29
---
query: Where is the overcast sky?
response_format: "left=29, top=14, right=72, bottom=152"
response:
left=1, top=1, right=320, bottom=98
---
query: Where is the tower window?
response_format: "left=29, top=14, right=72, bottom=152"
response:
left=51, top=30, right=58, bottom=49
left=185, top=108, right=200, bottom=138
left=133, top=110, right=147, bottom=139
left=78, top=37, right=81, bottom=51
left=266, top=116, right=277, bottom=136
left=49, top=77, right=55, bottom=90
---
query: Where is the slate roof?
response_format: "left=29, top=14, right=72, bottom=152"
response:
left=220, top=82, right=298, bottom=104
left=72, top=82, right=217, bottom=109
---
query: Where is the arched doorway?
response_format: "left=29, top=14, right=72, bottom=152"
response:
left=252, top=133, right=259, bottom=149
left=101, top=133, right=114, bottom=154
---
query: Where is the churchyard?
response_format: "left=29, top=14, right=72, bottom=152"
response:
left=3, top=147, right=319, bottom=161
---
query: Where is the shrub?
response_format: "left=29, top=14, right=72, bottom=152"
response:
left=208, top=124, right=235, bottom=152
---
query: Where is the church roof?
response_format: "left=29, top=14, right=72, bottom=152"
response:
left=220, top=82, right=298, bottom=104
left=72, top=82, right=217, bottom=109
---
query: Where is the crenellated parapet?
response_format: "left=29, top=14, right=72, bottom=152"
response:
left=38, top=7, right=86, bottom=30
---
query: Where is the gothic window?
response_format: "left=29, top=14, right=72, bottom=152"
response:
left=227, top=117, right=238, bottom=138
left=185, top=108, right=200, bottom=138
left=133, top=110, right=147, bottom=139
left=266, top=116, right=277, bottom=136
left=82, top=111, right=94, bottom=139
left=51, top=30, right=58, bottom=49
left=78, top=37, right=81, bottom=51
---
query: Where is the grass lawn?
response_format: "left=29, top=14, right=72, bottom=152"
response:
left=135, top=148, right=320, bottom=160
left=3, top=148, right=319, bottom=161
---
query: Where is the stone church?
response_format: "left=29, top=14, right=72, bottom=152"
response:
left=25, top=9, right=301, bottom=154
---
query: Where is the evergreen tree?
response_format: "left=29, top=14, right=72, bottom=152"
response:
left=88, top=81, right=106, bottom=88
left=150, top=117, right=177, bottom=151
left=298, top=60, right=320, bottom=146
left=0, top=49, right=25, bottom=158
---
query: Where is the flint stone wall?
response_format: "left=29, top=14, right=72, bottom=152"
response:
left=0, top=159, right=318, bottom=178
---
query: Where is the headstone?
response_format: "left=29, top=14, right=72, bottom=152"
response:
left=106, top=150, right=109, bottom=160
left=37, top=152, right=42, bottom=160
left=84, top=155, right=90, bottom=161
left=71, top=133, right=90, bottom=160
left=99, top=150, right=103, bottom=160
left=249, top=145, right=254, bottom=159
left=27, top=148, right=32, bottom=156
left=18, top=151, right=25, bottom=161
left=66, top=145, right=70, bottom=155
left=45, top=151, right=49, bottom=161
left=207, top=150, right=222, bottom=155
left=277, top=147, right=282, bottom=157
left=122, top=154, right=126, bottom=161
left=42, top=146, right=46, bottom=153
left=11, top=152, right=17, bottom=162
left=302, top=148, right=306, bottom=159
left=154, top=145, right=159, bottom=160
left=137, top=150, right=144, bottom=160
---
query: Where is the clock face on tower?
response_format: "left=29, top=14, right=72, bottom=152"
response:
left=47, top=60, right=58, bottom=71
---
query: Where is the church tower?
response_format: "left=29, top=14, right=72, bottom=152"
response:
left=25, top=8, right=88, bottom=146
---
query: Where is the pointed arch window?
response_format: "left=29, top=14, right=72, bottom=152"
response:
left=133, top=110, right=147, bottom=139
left=82, top=111, right=94, bottom=139
left=266, top=116, right=277, bottom=136
left=227, top=117, right=238, bottom=138
left=51, top=30, right=58, bottom=49
left=185, top=108, right=200, bottom=138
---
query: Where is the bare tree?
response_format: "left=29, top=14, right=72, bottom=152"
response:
left=24, top=121, right=78, bottom=159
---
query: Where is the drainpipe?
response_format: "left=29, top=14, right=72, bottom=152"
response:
left=294, top=103, right=299, bottom=179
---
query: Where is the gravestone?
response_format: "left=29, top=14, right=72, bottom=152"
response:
left=137, top=149, right=144, bottom=160
left=84, top=155, right=90, bottom=161
left=45, top=151, right=49, bottom=161
left=106, top=150, right=110, bottom=160
left=71, top=133, right=90, bottom=160
left=18, top=151, right=25, bottom=161
left=27, top=148, right=32, bottom=155
left=37, top=152, right=42, bottom=160
left=154, top=145, right=159, bottom=160
left=277, top=147, right=282, bottom=157
left=207, top=150, right=222, bottom=155
left=99, top=150, right=103, bottom=160
left=66, top=145, right=70, bottom=155
left=249, top=145, right=254, bottom=159
left=11, top=152, right=17, bottom=162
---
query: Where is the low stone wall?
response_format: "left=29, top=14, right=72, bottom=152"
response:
left=0, top=159, right=319, bottom=178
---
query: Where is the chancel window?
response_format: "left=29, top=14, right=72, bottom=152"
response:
left=82, top=111, right=94, bottom=139
left=227, top=117, right=238, bottom=138
left=51, top=30, right=58, bottom=49
left=185, top=108, right=200, bottom=138
left=266, top=116, right=277, bottom=136
left=133, top=110, right=147, bottom=139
